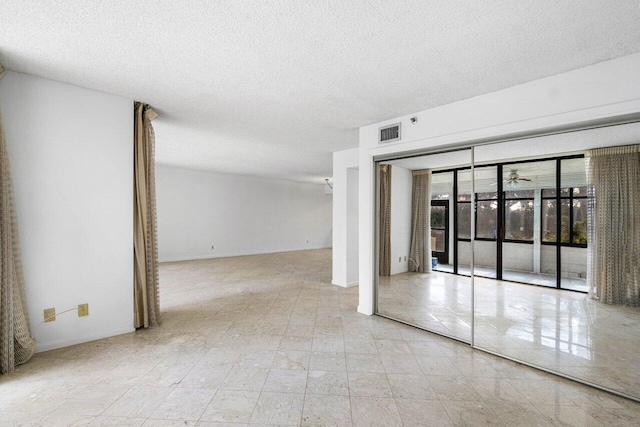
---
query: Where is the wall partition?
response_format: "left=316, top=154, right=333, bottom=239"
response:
left=374, top=122, right=640, bottom=402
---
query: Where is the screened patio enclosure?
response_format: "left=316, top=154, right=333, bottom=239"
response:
left=429, top=155, right=588, bottom=292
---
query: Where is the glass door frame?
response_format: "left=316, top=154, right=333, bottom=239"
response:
left=430, top=199, right=449, bottom=265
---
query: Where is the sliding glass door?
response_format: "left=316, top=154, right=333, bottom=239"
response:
left=430, top=172, right=454, bottom=273
left=501, top=160, right=554, bottom=287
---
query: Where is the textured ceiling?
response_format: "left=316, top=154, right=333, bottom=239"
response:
left=2, top=1, right=640, bottom=182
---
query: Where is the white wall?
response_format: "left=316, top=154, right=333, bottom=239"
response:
left=540, top=245, right=587, bottom=278
left=458, top=240, right=496, bottom=269
left=459, top=242, right=534, bottom=272
left=346, top=168, right=359, bottom=285
left=0, top=71, right=134, bottom=351
left=358, top=52, right=640, bottom=315
left=561, top=246, right=587, bottom=279
left=156, top=165, right=332, bottom=262
left=332, top=148, right=359, bottom=287
left=389, top=165, right=412, bottom=275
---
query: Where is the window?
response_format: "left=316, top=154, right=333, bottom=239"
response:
left=430, top=203, right=447, bottom=254
left=430, top=155, right=587, bottom=291
left=572, top=195, right=587, bottom=245
left=439, top=156, right=586, bottom=246
left=504, top=190, right=534, bottom=241
left=541, top=186, right=588, bottom=246
left=541, top=197, right=557, bottom=243
left=457, top=195, right=471, bottom=239
left=431, top=205, right=446, bottom=228
left=476, top=194, right=497, bottom=240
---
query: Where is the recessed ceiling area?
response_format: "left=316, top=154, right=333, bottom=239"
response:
left=2, top=1, right=640, bottom=182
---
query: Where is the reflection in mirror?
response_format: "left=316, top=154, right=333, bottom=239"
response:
left=560, top=157, right=588, bottom=292
left=473, top=140, right=640, bottom=401
left=456, top=170, right=472, bottom=277
left=469, top=167, right=498, bottom=279
left=501, top=159, right=557, bottom=286
left=376, top=149, right=472, bottom=343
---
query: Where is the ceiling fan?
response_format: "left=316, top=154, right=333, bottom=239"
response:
left=490, top=169, right=533, bottom=187
left=505, top=169, right=533, bottom=185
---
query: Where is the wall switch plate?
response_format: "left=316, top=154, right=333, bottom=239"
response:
left=78, top=303, right=89, bottom=317
left=399, top=257, right=402, bottom=262
left=44, top=308, right=56, bottom=322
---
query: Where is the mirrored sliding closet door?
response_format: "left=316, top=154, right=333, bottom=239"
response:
left=375, top=148, right=473, bottom=343
left=472, top=126, right=640, bottom=401
left=375, top=121, right=640, bottom=402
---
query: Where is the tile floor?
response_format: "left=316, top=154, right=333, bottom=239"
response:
left=434, top=264, right=588, bottom=293
left=378, top=269, right=640, bottom=400
left=1, top=249, right=639, bottom=426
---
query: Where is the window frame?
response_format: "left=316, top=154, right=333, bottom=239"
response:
left=502, top=191, right=535, bottom=244
left=431, top=153, right=587, bottom=292
left=430, top=199, right=450, bottom=263
left=541, top=187, right=588, bottom=248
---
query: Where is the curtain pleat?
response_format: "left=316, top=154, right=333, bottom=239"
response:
left=586, top=144, right=640, bottom=307
left=379, top=165, right=392, bottom=276
left=409, top=170, right=432, bottom=273
left=0, top=64, right=37, bottom=373
left=134, top=102, right=160, bottom=328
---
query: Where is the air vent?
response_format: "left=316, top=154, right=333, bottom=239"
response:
left=379, top=123, right=401, bottom=143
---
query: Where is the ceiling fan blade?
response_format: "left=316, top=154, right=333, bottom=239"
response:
left=519, top=178, right=533, bottom=182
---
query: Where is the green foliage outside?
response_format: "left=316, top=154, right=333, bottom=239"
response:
left=543, top=217, right=587, bottom=244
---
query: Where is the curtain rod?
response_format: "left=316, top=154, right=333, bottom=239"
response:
left=135, top=101, right=158, bottom=121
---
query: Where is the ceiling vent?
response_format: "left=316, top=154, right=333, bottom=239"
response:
left=379, top=123, right=401, bottom=143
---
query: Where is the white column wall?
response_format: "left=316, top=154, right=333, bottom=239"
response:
left=346, top=168, right=359, bottom=285
left=332, top=148, right=359, bottom=287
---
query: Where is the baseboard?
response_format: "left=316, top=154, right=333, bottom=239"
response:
left=35, top=326, right=135, bottom=353
left=159, top=246, right=332, bottom=263
left=357, top=305, right=373, bottom=316
left=332, top=280, right=359, bottom=288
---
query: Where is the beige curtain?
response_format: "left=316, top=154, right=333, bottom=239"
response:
left=134, top=102, right=160, bottom=328
left=586, top=144, right=640, bottom=306
left=409, top=169, right=432, bottom=273
left=379, top=165, right=392, bottom=276
left=0, top=65, right=37, bottom=373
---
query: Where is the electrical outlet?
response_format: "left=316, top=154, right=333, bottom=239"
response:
left=78, top=304, right=89, bottom=317
left=44, top=308, right=56, bottom=322
left=399, top=257, right=401, bottom=262
left=211, top=245, right=214, bottom=250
